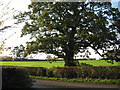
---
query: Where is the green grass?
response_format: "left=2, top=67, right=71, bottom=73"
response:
left=0, top=61, right=64, bottom=68
left=30, top=75, right=120, bottom=84
left=0, top=60, right=119, bottom=68
left=79, top=60, right=119, bottom=66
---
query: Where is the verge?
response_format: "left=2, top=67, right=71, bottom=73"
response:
left=30, top=75, right=120, bottom=84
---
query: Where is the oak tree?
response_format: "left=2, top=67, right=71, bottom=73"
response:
left=15, top=2, right=120, bottom=66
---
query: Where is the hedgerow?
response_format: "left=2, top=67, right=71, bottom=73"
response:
left=52, top=66, right=120, bottom=79
left=2, top=66, right=120, bottom=79
left=2, top=67, right=33, bottom=88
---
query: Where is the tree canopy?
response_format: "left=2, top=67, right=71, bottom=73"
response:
left=15, top=2, right=120, bottom=66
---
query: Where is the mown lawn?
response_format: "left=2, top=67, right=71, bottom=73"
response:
left=79, top=60, right=119, bottom=66
left=0, top=61, right=64, bottom=68
left=0, top=60, right=119, bottom=68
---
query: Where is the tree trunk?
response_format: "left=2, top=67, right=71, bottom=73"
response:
left=64, top=51, right=77, bottom=66
left=64, top=59, right=77, bottom=66
left=64, top=27, right=77, bottom=66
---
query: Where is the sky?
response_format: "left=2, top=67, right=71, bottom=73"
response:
left=0, top=0, right=120, bottom=59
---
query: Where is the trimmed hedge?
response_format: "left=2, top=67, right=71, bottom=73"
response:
left=2, top=67, right=33, bottom=88
left=53, top=67, right=77, bottom=78
left=25, top=67, right=46, bottom=76
left=2, top=66, right=47, bottom=76
left=2, top=66, right=120, bottom=79
left=52, top=66, right=120, bottom=79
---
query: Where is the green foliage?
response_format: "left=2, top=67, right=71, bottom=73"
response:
left=53, top=67, right=77, bottom=78
left=104, top=48, right=120, bottom=62
left=12, top=45, right=25, bottom=59
left=14, top=2, right=120, bottom=66
left=2, top=67, right=33, bottom=88
left=0, top=41, right=5, bottom=54
left=46, top=68, right=55, bottom=77
left=46, top=55, right=58, bottom=63
left=50, top=66, right=120, bottom=79
left=25, top=67, right=47, bottom=76
left=79, top=63, right=93, bottom=66
left=6, top=66, right=119, bottom=79
left=2, top=66, right=120, bottom=85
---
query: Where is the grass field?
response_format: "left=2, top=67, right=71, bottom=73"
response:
left=0, top=60, right=119, bottom=68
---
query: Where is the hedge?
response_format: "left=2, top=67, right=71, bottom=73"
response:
left=52, top=66, right=120, bottom=79
left=2, top=66, right=120, bottom=79
left=2, top=66, right=47, bottom=76
left=2, top=67, right=33, bottom=88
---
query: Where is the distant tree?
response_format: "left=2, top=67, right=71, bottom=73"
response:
left=0, top=41, right=11, bottom=55
left=15, top=2, right=120, bottom=66
left=46, top=54, right=58, bottom=63
left=0, top=56, right=13, bottom=60
left=12, top=45, right=24, bottom=59
left=46, top=55, right=53, bottom=63
left=0, top=41, right=5, bottom=54
left=104, top=46, right=120, bottom=63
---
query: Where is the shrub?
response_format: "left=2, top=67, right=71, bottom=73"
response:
left=2, top=66, right=120, bottom=79
left=77, top=66, right=93, bottom=78
left=46, top=68, right=55, bottom=77
left=79, top=63, right=93, bottom=66
left=0, top=56, right=13, bottom=60
left=37, top=67, right=47, bottom=76
left=53, top=67, right=77, bottom=78
left=2, top=68, right=33, bottom=88
left=25, top=67, right=47, bottom=76
left=89, top=66, right=120, bottom=79
left=51, top=66, right=120, bottom=79
left=2, top=66, right=47, bottom=77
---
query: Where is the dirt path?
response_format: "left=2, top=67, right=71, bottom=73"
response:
left=32, top=79, right=119, bottom=89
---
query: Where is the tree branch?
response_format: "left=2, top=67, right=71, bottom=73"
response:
left=0, top=26, right=11, bottom=31
left=90, top=45, right=103, bottom=57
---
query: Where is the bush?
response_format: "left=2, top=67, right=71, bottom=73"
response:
left=26, top=67, right=47, bottom=76
left=88, top=66, right=120, bottom=79
left=2, top=68, right=33, bottom=88
left=2, top=66, right=47, bottom=77
left=79, top=63, right=93, bottom=66
left=53, top=67, right=77, bottom=78
left=0, top=56, right=13, bottom=60
left=2, top=66, right=120, bottom=79
left=76, top=66, right=93, bottom=78
left=51, top=66, right=120, bottom=79
left=27, top=66, right=119, bottom=79
left=46, top=68, right=55, bottom=77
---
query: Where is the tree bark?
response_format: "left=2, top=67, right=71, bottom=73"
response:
left=64, top=41, right=77, bottom=66
left=64, top=52, right=77, bottom=66
left=63, top=27, right=77, bottom=66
